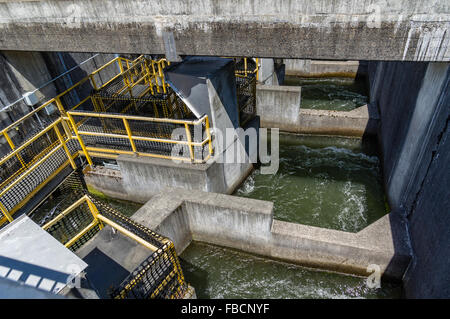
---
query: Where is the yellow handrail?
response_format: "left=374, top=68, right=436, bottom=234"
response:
left=42, top=194, right=159, bottom=251
left=66, top=111, right=213, bottom=163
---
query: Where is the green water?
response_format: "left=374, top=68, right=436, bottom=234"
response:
left=181, top=242, right=402, bottom=299
left=235, top=133, right=388, bottom=232
left=283, top=76, right=368, bottom=111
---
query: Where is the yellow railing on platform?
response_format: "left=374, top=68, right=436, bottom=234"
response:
left=65, top=111, right=213, bottom=165
left=41, top=194, right=188, bottom=299
left=0, top=55, right=205, bottom=227
left=0, top=119, right=78, bottom=226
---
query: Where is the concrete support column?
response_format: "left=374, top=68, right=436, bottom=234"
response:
left=257, top=58, right=284, bottom=85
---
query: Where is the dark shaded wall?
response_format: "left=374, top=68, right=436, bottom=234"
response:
left=0, top=51, right=118, bottom=156
left=369, top=61, right=450, bottom=298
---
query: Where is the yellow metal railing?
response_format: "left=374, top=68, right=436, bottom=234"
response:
left=0, top=55, right=176, bottom=163
left=41, top=194, right=159, bottom=250
left=41, top=194, right=188, bottom=299
left=227, top=57, right=259, bottom=80
left=0, top=56, right=143, bottom=156
left=0, top=119, right=78, bottom=226
left=42, top=195, right=103, bottom=248
left=0, top=55, right=208, bottom=227
left=65, top=111, right=213, bottom=164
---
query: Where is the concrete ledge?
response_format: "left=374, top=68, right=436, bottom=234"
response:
left=285, top=60, right=360, bottom=77
left=256, top=83, right=378, bottom=137
left=1, top=1, right=449, bottom=61
left=131, top=188, right=411, bottom=280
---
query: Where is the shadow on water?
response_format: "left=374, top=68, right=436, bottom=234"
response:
left=180, top=242, right=403, bottom=299
left=179, top=257, right=211, bottom=299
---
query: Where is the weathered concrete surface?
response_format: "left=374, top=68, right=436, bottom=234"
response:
left=257, top=84, right=378, bottom=137
left=0, top=1, right=449, bottom=61
left=369, top=61, right=450, bottom=297
left=285, top=59, right=360, bottom=77
left=256, top=84, right=301, bottom=129
left=132, top=188, right=411, bottom=280
left=258, top=58, right=285, bottom=85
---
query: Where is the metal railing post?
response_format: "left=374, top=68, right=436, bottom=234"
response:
left=3, top=131, right=26, bottom=167
left=89, top=74, right=98, bottom=91
left=205, top=116, right=214, bottom=157
left=0, top=202, right=13, bottom=223
left=123, top=118, right=137, bottom=153
left=67, top=113, right=93, bottom=166
left=54, top=124, right=77, bottom=169
left=184, top=123, right=195, bottom=162
left=86, top=197, right=103, bottom=230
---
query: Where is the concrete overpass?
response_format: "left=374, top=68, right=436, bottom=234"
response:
left=0, top=0, right=449, bottom=61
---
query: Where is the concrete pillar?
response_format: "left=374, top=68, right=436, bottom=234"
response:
left=368, top=60, right=450, bottom=298
left=1, top=51, right=57, bottom=103
left=257, top=58, right=284, bottom=85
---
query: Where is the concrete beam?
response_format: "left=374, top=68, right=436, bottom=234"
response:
left=0, top=0, right=449, bottom=61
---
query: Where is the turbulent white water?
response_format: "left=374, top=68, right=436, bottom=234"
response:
left=235, top=135, right=387, bottom=233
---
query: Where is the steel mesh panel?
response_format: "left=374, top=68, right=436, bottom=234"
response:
left=75, top=116, right=130, bottom=151
left=111, top=243, right=186, bottom=299
left=0, top=146, right=72, bottom=212
left=28, top=169, right=99, bottom=252
left=0, top=106, right=61, bottom=159
left=45, top=202, right=94, bottom=243
left=94, top=60, right=148, bottom=98
left=104, top=204, right=188, bottom=299
left=0, top=121, right=69, bottom=189
left=236, top=75, right=257, bottom=126
left=93, top=89, right=194, bottom=120
left=29, top=168, right=87, bottom=226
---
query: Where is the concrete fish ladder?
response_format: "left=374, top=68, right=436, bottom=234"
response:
left=131, top=188, right=411, bottom=281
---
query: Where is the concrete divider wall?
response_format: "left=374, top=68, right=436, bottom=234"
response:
left=256, top=84, right=301, bottom=130
left=84, top=132, right=255, bottom=203
left=132, top=188, right=411, bottom=280
left=285, top=59, right=360, bottom=77
left=256, top=84, right=378, bottom=137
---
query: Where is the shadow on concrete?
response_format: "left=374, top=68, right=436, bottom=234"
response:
left=81, top=247, right=130, bottom=299
left=0, top=255, right=70, bottom=291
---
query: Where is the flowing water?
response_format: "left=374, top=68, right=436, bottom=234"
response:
left=235, top=133, right=388, bottom=232
left=283, top=76, right=368, bottom=111
left=180, top=242, right=402, bottom=299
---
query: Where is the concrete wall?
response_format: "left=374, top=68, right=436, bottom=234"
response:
left=131, top=188, right=410, bottom=280
left=256, top=85, right=301, bottom=129
left=256, top=84, right=378, bottom=137
left=285, top=59, right=360, bottom=77
left=369, top=61, right=450, bottom=298
left=84, top=131, right=256, bottom=203
left=258, top=58, right=285, bottom=85
left=0, top=51, right=119, bottom=156
left=0, top=1, right=449, bottom=61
